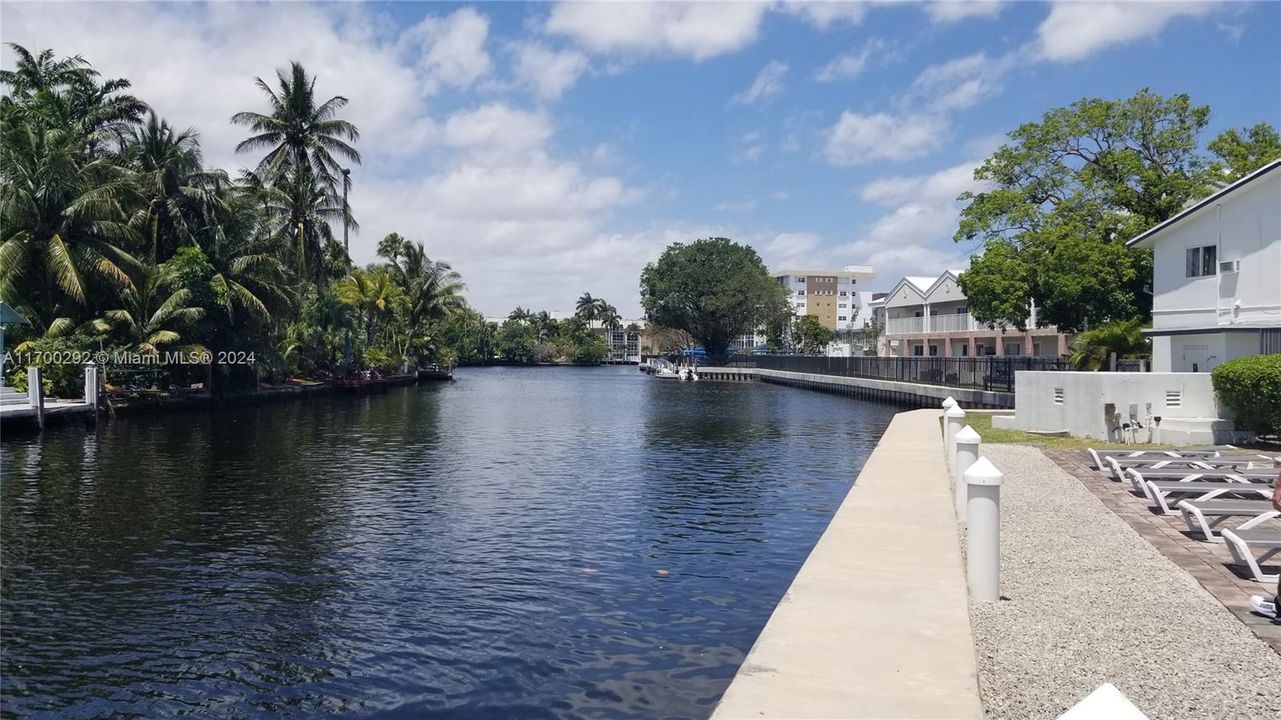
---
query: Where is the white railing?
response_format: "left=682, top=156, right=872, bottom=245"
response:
left=886, top=316, right=924, bottom=335
left=931, top=313, right=974, bottom=332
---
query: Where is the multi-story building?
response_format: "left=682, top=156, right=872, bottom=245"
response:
left=773, top=265, right=877, bottom=332
left=606, top=320, right=645, bottom=363
left=875, top=270, right=1072, bottom=358
left=1127, top=159, right=1280, bottom=372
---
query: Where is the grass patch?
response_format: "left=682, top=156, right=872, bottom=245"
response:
left=961, top=413, right=1174, bottom=450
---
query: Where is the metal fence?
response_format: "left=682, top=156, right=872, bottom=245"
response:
left=728, top=354, right=1072, bottom=393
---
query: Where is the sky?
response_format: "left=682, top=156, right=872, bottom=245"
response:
left=2, top=1, right=1278, bottom=318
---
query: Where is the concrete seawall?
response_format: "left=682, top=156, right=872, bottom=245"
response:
left=712, top=408, right=982, bottom=719
left=700, top=366, right=1013, bottom=408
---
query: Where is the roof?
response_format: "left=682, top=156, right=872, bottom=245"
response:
left=0, top=302, right=28, bottom=325
left=1126, top=158, right=1281, bottom=248
left=773, top=267, right=876, bottom=279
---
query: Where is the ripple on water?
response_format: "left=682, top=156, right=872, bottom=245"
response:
left=1, top=366, right=895, bottom=718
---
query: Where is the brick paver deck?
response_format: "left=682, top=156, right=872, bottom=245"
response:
left=1046, top=449, right=1281, bottom=655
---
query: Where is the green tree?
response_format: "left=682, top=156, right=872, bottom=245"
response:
left=574, top=292, right=598, bottom=324
left=956, top=89, right=1214, bottom=333
left=1066, top=319, right=1151, bottom=371
left=1207, top=123, right=1281, bottom=181
left=640, top=237, right=787, bottom=363
left=94, top=262, right=204, bottom=355
left=335, top=267, right=402, bottom=347
left=792, top=314, right=835, bottom=354
left=495, top=318, right=537, bottom=362
left=124, top=111, right=217, bottom=262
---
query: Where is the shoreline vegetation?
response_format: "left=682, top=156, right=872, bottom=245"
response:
left=0, top=46, right=642, bottom=405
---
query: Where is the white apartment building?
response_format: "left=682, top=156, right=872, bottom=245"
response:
left=774, top=265, right=877, bottom=332
left=1127, top=159, right=1281, bottom=372
left=875, top=270, right=1072, bottom=358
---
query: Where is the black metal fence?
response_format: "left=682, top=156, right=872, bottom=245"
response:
left=728, top=354, right=1072, bottom=393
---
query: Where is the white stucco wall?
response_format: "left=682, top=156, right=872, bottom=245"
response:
left=1007, top=371, right=1234, bottom=443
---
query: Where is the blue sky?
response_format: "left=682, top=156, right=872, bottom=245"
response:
left=3, top=1, right=1278, bottom=317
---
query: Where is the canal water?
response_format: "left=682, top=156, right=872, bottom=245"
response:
left=1, top=366, right=896, bottom=718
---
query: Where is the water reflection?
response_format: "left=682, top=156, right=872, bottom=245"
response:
left=2, top=367, right=895, bottom=718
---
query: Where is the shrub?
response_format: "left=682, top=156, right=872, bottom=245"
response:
left=1212, top=354, right=1281, bottom=437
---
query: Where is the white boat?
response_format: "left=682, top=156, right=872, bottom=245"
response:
left=655, top=368, right=681, bottom=380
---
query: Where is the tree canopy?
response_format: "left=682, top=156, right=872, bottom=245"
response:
left=639, top=237, right=787, bottom=362
left=955, top=88, right=1280, bottom=333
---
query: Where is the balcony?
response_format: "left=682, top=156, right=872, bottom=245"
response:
left=886, top=314, right=974, bottom=335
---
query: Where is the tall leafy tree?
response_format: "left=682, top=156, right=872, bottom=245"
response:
left=639, top=237, right=788, bottom=363
left=956, top=89, right=1277, bottom=333
left=1207, top=123, right=1281, bottom=181
left=124, top=111, right=218, bottom=262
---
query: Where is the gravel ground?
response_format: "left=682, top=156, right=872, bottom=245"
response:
left=968, top=444, right=1281, bottom=720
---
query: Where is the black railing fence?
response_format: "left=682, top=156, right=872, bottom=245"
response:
left=727, top=354, right=1072, bottom=393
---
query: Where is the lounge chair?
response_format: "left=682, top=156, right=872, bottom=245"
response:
left=1222, top=527, right=1281, bottom=583
left=1087, top=448, right=1220, bottom=470
left=1142, top=479, right=1273, bottom=515
left=1175, top=499, right=1280, bottom=541
left=1125, top=468, right=1274, bottom=497
left=1104, top=456, right=1256, bottom=482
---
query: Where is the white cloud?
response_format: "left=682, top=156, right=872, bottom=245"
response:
left=544, top=2, right=770, bottom=60
left=405, top=7, right=493, bottom=91
left=777, top=1, right=869, bottom=29
left=0, top=2, right=655, bottom=316
left=771, top=190, right=790, bottom=201
left=823, top=111, right=948, bottom=165
left=911, top=51, right=1016, bottom=112
left=839, top=159, right=989, bottom=284
left=714, top=199, right=757, bottom=213
left=815, top=38, right=888, bottom=82
left=442, top=104, right=553, bottom=161
left=924, top=1, right=1004, bottom=24
left=512, top=42, right=589, bottom=101
left=1035, top=0, right=1219, bottom=62
left=731, top=60, right=788, bottom=106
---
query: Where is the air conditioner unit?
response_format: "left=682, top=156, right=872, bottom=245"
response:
left=1218, top=259, right=1240, bottom=274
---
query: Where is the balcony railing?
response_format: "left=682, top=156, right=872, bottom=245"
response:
left=885, top=317, right=924, bottom=334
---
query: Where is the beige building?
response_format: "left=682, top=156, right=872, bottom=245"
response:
left=874, top=271, right=1072, bottom=358
left=773, top=266, right=876, bottom=331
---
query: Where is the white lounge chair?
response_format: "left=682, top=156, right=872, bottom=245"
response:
left=1222, top=527, right=1281, bottom=583
left=1087, top=448, right=1221, bottom=471
left=1125, top=468, right=1273, bottom=498
left=1142, top=479, right=1273, bottom=515
left=1175, top=499, right=1280, bottom=542
left=1104, top=456, right=1254, bottom=482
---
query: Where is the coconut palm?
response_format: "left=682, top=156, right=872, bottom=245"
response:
left=199, top=193, right=294, bottom=327
left=238, top=168, right=347, bottom=284
left=1068, top=319, right=1151, bottom=370
left=0, top=120, right=141, bottom=329
left=231, top=61, right=360, bottom=192
left=94, top=263, right=204, bottom=355
left=596, top=301, right=620, bottom=331
left=335, top=268, right=403, bottom=346
left=124, top=111, right=219, bottom=262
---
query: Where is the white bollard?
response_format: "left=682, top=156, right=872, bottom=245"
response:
left=954, top=425, right=981, bottom=523
left=941, top=395, right=957, bottom=411
left=944, top=404, right=966, bottom=466
left=83, top=361, right=98, bottom=410
left=26, top=365, right=42, bottom=407
left=966, top=457, right=1003, bottom=602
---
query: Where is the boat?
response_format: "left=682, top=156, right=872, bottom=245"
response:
left=654, top=368, right=681, bottom=380
left=417, top=363, right=454, bottom=381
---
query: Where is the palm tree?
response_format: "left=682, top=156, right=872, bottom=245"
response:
left=94, top=263, right=204, bottom=355
left=508, top=306, right=533, bottom=323
left=238, top=168, right=347, bottom=284
left=231, top=61, right=360, bottom=192
left=335, top=268, right=402, bottom=346
left=1068, top=319, right=1151, bottom=370
left=124, top=111, right=218, bottom=262
left=0, top=121, right=141, bottom=329
left=199, top=192, right=294, bottom=327
left=596, top=301, right=620, bottom=331
left=575, top=292, right=598, bottom=324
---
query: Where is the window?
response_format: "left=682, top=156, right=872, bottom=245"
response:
left=838, top=316, right=847, bottom=321
left=1004, top=342, right=1022, bottom=356
left=914, top=310, right=923, bottom=317
left=796, top=290, right=805, bottom=296
left=839, top=291, right=847, bottom=296
left=959, top=344, right=968, bottom=357
left=1186, top=245, right=1217, bottom=277
left=912, top=345, right=924, bottom=356
left=838, top=303, right=847, bottom=308
left=956, top=306, right=967, bottom=314
left=796, top=277, right=806, bottom=283
left=928, top=345, right=939, bottom=357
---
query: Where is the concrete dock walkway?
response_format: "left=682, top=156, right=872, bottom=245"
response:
left=713, top=408, right=982, bottom=719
